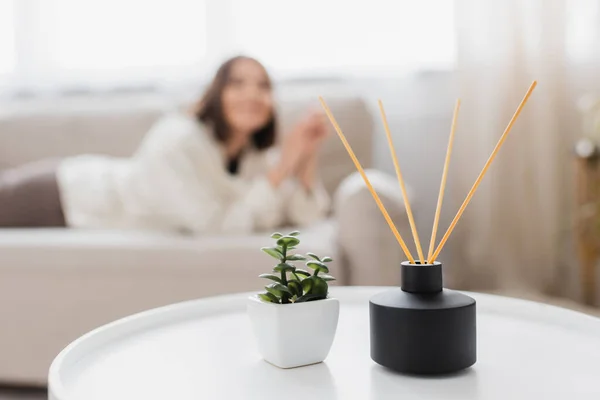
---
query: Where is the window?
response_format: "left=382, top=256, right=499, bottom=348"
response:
left=1, top=0, right=209, bottom=91
left=230, top=0, right=456, bottom=76
left=0, top=0, right=456, bottom=93
left=45, top=0, right=207, bottom=70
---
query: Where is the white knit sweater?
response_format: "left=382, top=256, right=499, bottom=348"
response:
left=56, top=112, right=330, bottom=233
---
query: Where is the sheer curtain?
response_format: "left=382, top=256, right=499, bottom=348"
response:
left=0, top=1, right=16, bottom=77
left=0, top=0, right=455, bottom=94
left=448, top=0, right=600, bottom=301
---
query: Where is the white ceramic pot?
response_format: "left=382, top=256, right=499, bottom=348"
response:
left=247, top=295, right=340, bottom=368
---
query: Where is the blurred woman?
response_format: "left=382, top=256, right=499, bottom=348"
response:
left=0, top=56, right=330, bottom=233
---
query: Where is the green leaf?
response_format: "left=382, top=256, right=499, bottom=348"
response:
left=286, top=254, right=307, bottom=261
left=321, top=256, right=333, bottom=263
left=265, top=283, right=292, bottom=297
left=270, top=232, right=283, bottom=239
left=261, top=247, right=283, bottom=260
left=287, top=246, right=297, bottom=250
left=259, top=273, right=282, bottom=283
left=296, top=293, right=326, bottom=303
left=295, top=269, right=311, bottom=277
left=306, top=260, right=326, bottom=269
left=320, top=274, right=336, bottom=282
left=287, top=280, right=303, bottom=297
left=312, top=276, right=329, bottom=296
left=306, top=260, right=329, bottom=273
left=306, top=252, right=321, bottom=261
left=258, top=292, right=279, bottom=303
left=277, top=236, right=301, bottom=248
left=288, top=231, right=300, bottom=236
left=290, top=272, right=302, bottom=282
left=273, top=263, right=295, bottom=273
left=301, top=277, right=314, bottom=293
left=291, top=294, right=298, bottom=303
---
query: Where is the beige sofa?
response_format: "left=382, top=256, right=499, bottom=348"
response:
left=0, top=84, right=410, bottom=385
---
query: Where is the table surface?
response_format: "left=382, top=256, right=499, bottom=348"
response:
left=49, top=287, right=600, bottom=400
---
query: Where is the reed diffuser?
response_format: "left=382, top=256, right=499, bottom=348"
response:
left=319, top=81, right=537, bottom=375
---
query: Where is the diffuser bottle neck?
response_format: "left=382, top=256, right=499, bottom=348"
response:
left=401, top=262, right=443, bottom=293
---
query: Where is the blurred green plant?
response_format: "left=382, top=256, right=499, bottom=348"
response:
left=258, top=231, right=335, bottom=304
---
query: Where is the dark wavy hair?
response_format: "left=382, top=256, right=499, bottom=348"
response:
left=194, top=56, right=276, bottom=150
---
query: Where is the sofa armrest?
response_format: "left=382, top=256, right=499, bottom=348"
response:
left=333, top=170, right=413, bottom=286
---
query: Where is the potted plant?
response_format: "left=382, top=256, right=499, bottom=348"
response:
left=247, top=230, right=339, bottom=368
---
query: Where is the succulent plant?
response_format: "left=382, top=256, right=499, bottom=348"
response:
left=258, top=231, right=335, bottom=304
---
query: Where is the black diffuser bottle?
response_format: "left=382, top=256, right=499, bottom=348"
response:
left=370, top=261, right=476, bottom=374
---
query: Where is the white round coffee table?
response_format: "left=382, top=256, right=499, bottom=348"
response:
left=49, top=287, right=600, bottom=400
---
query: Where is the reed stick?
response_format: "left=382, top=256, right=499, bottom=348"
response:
left=427, top=99, right=461, bottom=262
left=430, top=81, right=537, bottom=261
left=319, top=97, right=416, bottom=263
left=379, top=100, right=425, bottom=263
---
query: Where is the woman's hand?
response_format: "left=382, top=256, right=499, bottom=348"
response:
left=268, top=110, right=329, bottom=188
left=268, top=118, right=309, bottom=187
left=295, top=110, right=329, bottom=191
left=300, top=110, right=329, bottom=154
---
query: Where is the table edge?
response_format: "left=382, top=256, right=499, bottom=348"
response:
left=48, top=286, right=600, bottom=400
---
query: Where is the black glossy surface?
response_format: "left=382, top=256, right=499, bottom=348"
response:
left=369, top=262, right=477, bottom=374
